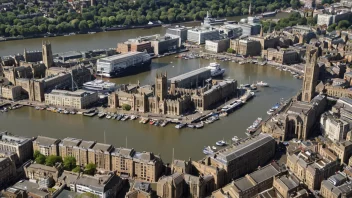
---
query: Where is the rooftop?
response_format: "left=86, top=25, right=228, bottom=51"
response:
left=89, top=142, right=113, bottom=153
left=27, top=163, right=58, bottom=173
left=34, top=136, right=60, bottom=147
left=99, top=51, right=145, bottom=62
left=168, top=67, right=211, bottom=83
left=47, top=89, right=96, bottom=98
left=0, top=132, right=30, bottom=146
left=59, top=137, right=82, bottom=147
left=212, top=134, right=274, bottom=164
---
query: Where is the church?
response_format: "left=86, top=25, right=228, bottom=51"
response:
left=262, top=46, right=327, bottom=141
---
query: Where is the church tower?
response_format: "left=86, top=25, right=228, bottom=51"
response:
left=42, top=41, right=53, bottom=69
left=155, top=72, right=167, bottom=101
left=301, top=47, right=320, bottom=102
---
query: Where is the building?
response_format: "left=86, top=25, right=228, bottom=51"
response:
left=320, top=172, right=352, bottom=198
left=125, top=181, right=153, bottom=198
left=331, top=141, right=352, bottom=164
left=0, top=157, right=16, bottom=189
left=317, top=14, right=334, bottom=26
left=58, top=137, right=82, bottom=159
left=87, top=143, right=113, bottom=171
left=302, top=47, right=320, bottom=102
left=265, top=48, right=300, bottom=64
left=33, top=136, right=61, bottom=156
left=187, top=28, right=220, bottom=44
left=320, top=112, right=350, bottom=142
left=0, top=85, right=22, bottom=100
left=24, top=163, right=62, bottom=187
left=157, top=172, right=184, bottom=198
left=111, top=147, right=135, bottom=179
left=204, top=134, right=276, bottom=182
left=166, top=27, right=188, bottom=43
left=24, top=49, right=42, bottom=63
left=230, top=39, right=261, bottom=56
left=184, top=174, right=215, bottom=198
left=71, top=173, right=123, bottom=198
left=273, top=174, right=300, bottom=198
left=5, top=180, right=49, bottom=198
left=42, top=41, right=53, bottom=68
left=0, top=132, right=33, bottom=163
left=117, top=41, right=153, bottom=54
left=211, top=163, right=282, bottom=198
left=151, top=35, right=180, bottom=55
left=205, top=39, right=230, bottom=53
left=133, top=151, right=164, bottom=182
left=73, top=140, right=96, bottom=167
left=44, top=89, right=98, bottom=109
left=191, top=161, right=226, bottom=189
left=168, top=68, right=211, bottom=89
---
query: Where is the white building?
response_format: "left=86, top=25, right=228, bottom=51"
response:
left=317, top=14, right=334, bottom=26
left=44, top=89, right=98, bottom=109
left=320, top=113, right=350, bottom=142
left=205, top=39, right=230, bottom=53
left=187, top=28, right=220, bottom=44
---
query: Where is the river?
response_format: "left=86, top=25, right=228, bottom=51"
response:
left=0, top=12, right=298, bottom=163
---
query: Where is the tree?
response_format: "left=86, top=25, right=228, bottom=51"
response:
left=72, top=166, right=81, bottom=173
left=337, top=20, right=350, bottom=30
left=227, top=48, right=235, bottom=53
left=34, top=150, right=41, bottom=159
left=48, top=24, right=56, bottom=33
left=84, top=163, right=96, bottom=175
left=122, top=104, right=131, bottom=111
left=35, top=154, right=46, bottom=164
left=45, top=155, right=63, bottom=167
left=63, top=156, right=76, bottom=170
left=79, top=20, right=89, bottom=31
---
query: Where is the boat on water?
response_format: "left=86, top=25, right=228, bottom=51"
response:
left=160, top=120, right=169, bottom=127
left=63, top=110, right=69, bottom=114
left=130, top=115, right=137, bottom=120
left=83, top=111, right=97, bottom=117
left=206, top=62, right=225, bottom=77
left=116, top=114, right=123, bottom=120
left=250, top=84, right=257, bottom=90
left=106, top=114, right=112, bottom=119
left=88, top=32, right=96, bottom=34
left=175, top=123, right=186, bottom=129
left=247, top=117, right=263, bottom=133
left=70, top=111, right=76, bottom=115
left=212, top=146, right=217, bottom=150
left=195, top=121, right=204, bottom=129
left=267, top=108, right=275, bottom=115
left=239, top=61, right=245, bottom=65
left=149, top=120, right=156, bottom=125
left=256, top=81, right=269, bottom=87
left=112, top=114, right=117, bottom=119
left=259, top=61, right=267, bottom=66
left=203, top=146, right=214, bottom=155
left=205, top=115, right=219, bottom=124
left=187, top=124, right=195, bottom=128
left=240, top=90, right=255, bottom=102
left=219, top=111, right=228, bottom=117
left=121, top=115, right=130, bottom=121
left=216, top=140, right=226, bottom=146
left=154, top=120, right=160, bottom=126
left=83, top=80, right=117, bottom=94
left=283, top=68, right=288, bottom=71
left=232, top=136, right=239, bottom=142
left=240, top=84, right=250, bottom=88
left=98, top=112, right=106, bottom=118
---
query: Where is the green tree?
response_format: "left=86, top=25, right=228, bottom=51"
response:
left=72, top=166, right=81, bottom=173
left=63, top=156, right=76, bottom=170
left=79, top=20, right=89, bottom=31
left=337, top=20, right=350, bottom=30
left=35, top=154, right=46, bottom=164
left=45, top=155, right=63, bottom=167
left=48, top=24, right=56, bottom=33
left=84, top=163, right=96, bottom=175
left=122, top=104, right=131, bottom=111
left=227, top=48, right=235, bottom=53
left=34, top=150, right=41, bottom=159
left=38, top=24, right=47, bottom=33
left=290, top=0, right=300, bottom=9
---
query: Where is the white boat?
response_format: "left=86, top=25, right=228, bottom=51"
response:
left=219, top=111, right=228, bottom=117
left=216, top=140, right=226, bottom=146
left=175, top=123, right=186, bottom=129
left=160, top=120, right=169, bottom=127
left=212, top=146, right=217, bottom=150
left=247, top=117, right=263, bottom=133
left=195, top=121, right=204, bottom=129
left=203, top=146, right=214, bottom=155
left=206, top=62, right=225, bottom=77
left=240, top=90, right=255, bottom=102
left=130, top=115, right=137, bottom=120
left=267, top=109, right=275, bottom=115
left=256, top=81, right=269, bottom=87
left=121, top=115, right=129, bottom=121
left=83, top=80, right=117, bottom=93
left=239, top=61, right=245, bottom=65
left=106, top=114, right=112, bottom=119
left=232, top=136, right=239, bottom=142
left=63, top=110, right=69, bottom=114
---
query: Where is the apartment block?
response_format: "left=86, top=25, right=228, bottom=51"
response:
left=33, top=136, right=61, bottom=156
left=58, top=137, right=82, bottom=159
left=73, top=140, right=96, bottom=167
left=87, top=143, right=114, bottom=171
left=0, top=132, right=33, bottom=163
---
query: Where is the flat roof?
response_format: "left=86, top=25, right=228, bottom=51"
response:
left=47, top=89, right=96, bottom=97
left=99, top=52, right=144, bottom=62
left=212, top=134, right=274, bottom=164
left=169, top=68, right=211, bottom=83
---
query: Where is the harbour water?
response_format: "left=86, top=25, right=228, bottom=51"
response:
left=0, top=57, right=301, bottom=162
left=0, top=12, right=297, bottom=162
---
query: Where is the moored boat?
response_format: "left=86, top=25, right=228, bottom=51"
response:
left=256, top=81, right=269, bottom=87
left=195, top=121, right=204, bottom=129
left=98, top=112, right=106, bottom=118
left=216, top=140, right=226, bottom=146
left=203, top=146, right=214, bottom=155
left=175, top=123, right=186, bottom=129
left=160, top=120, right=169, bottom=127
left=232, top=136, right=239, bottom=142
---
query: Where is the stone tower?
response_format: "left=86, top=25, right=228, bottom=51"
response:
left=42, top=41, right=53, bottom=69
left=155, top=72, right=167, bottom=101
left=301, top=47, right=320, bottom=102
